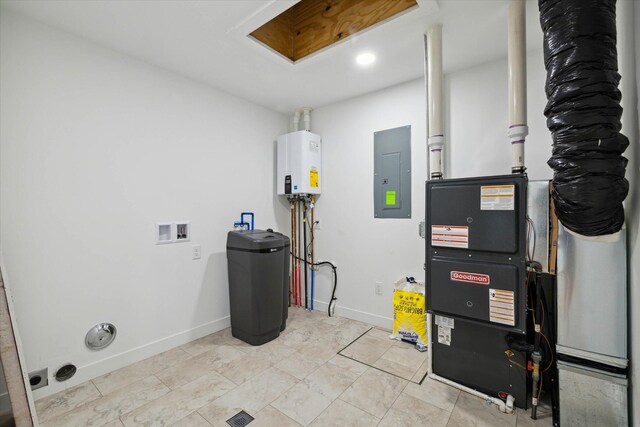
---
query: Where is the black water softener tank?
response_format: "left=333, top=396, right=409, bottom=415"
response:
left=226, top=229, right=288, bottom=345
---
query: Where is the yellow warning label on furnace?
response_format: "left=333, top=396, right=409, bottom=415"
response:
left=310, top=169, right=318, bottom=188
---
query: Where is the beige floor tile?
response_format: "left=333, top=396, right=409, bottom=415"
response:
left=254, top=339, right=298, bottom=365
left=447, top=391, right=516, bottom=427
left=331, top=321, right=371, bottom=343
left=156, top=345, right=245, bottom=389
left=327, top=355, right=368, bottom=377
left=339, top=368, right=407, bottom=419
left=319, top=315, right=351, bottom=327
left=382, top=342, right=428, bottom=368
left=120, top=372, right=235, bottom=426
left=252, top=405, right=302, bottom=427
left=102, top=420, right=125, bottom=427
left=36, top=380, right=102, bottom=424
left=171, top=411, right=212, bottom=427
left=303, top=362, right=360, bottom=400
left=41, top=376, right=168, bottom=427
left=309, top=399, right=379, bottom=427
left=372, top=357, right=416, bottom=381
left=271, top=382, right=332, bottom=426
left=198, top=367, right=298, bottom=427
left=403, top=376, right=460, bottom=412
left=378, top=392, right=450, bottom=427
left=365, top=327, right=394, bottom=341
left=298, top=337, right=345, bottom=365
left=339, top=335, right=393, bottom=365
left=278, top=329, right=316, bottom=351
left=515, top=407, right=554, bottom=426
left=411, top=359, right=429, bottom=383
left=215, top=349, right=274, bottom=384
left=92, top=347, right=191, bottom=395
left=179, top=329, right=253, bottom=356
left=275, top=351, right=322, bottom=380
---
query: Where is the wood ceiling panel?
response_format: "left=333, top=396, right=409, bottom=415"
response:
left=293, top=0, right=417, bottom=61
left=249, top=0, right=418, bottom=62
left=250, top=8, right=294, bottom=60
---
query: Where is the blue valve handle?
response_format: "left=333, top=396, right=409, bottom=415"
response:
left=240, top=212, right=254, bottom=231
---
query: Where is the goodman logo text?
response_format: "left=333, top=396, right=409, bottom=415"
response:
left=450, top=271, right=490, bottom=285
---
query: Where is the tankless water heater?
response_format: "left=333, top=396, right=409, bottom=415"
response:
left=277, top=131, right=322, bottom=195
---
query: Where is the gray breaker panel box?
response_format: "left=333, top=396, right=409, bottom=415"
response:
left=227, top=230, right=289, bottom=346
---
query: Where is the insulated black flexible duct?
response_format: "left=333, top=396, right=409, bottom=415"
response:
left=539, top=0, right=629, bottom=236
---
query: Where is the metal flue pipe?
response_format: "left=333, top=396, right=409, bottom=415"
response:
left=508, top=0, right=528, bottom=173
left=426, top=25, right=445, bottom=180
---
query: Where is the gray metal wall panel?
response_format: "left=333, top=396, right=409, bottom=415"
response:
left=556, top=223, right=627, bottom=363
left=558, top=361, right=628, bottom=426
left=374, top=126, right=411, bottom=218
left=526, top=181, right=550, bottom=272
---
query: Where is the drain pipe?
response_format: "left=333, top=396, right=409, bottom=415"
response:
left=430, top=373, right=515, bottom=414
left=426, top=25, right=445, bottom=180
left=508, top=0, right=528, bottom=173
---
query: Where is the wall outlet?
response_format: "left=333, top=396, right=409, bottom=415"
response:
left=375, top=281, right=383, bottom=295
left=192, top=244, right=201, bottom=260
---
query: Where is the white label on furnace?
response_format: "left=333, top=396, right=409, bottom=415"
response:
left=435, top=315, right=454, bottom=329
left=431, top=225, right=468, bottom=249
left=437, top=325, right=452, bottom=346
left=489, top=288, right=515, bottom=326
left=481, top=185, right=515, bottom=210
left=309, top=141, right=319, bottom=153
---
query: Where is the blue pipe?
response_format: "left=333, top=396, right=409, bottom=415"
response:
left=240, top=212, right=254, bottom=230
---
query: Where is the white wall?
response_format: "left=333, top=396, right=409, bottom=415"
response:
left=311, top=79, right=428, bottom=326
left=446, top=49, right=551, bottom=181
left=0, top=10, right=288, bottom=399
left=310, top=49, right=550, bottom=327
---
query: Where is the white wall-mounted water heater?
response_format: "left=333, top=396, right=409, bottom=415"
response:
left=277, top=131, right=322, bottom=195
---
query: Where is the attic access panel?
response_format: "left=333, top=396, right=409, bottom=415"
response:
left=250, top=0, right=418, bottom=62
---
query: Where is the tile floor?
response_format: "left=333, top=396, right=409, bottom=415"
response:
left=339, top=327, right=428, bottom=382
left=35, top=308, right=553, bottom=427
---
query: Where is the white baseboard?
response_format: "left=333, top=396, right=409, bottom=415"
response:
left=313, top=300, right=393, bottom=330
left=32, top=316, right=230, bottom=400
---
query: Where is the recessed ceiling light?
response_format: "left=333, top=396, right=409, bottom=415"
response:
left=356, top=52, right=376, bottom=66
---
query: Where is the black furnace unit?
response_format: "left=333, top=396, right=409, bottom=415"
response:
left=426, top=174, right=530, bottom=408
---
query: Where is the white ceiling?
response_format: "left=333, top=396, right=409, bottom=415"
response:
left=0, top=0, right=543, bottom=114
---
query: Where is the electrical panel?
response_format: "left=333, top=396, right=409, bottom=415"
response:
left=277, top=131, right=321, bottom=195
left=374, top=126, right=411, bottom=218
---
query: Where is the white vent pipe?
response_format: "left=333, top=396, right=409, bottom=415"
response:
left=508, top=0, right=528, bottom=173
left=427, top=25, right=445, bottom=180
left=302, top=108, right=312, bottom=132
left=293, top=111, right=301, bottom=132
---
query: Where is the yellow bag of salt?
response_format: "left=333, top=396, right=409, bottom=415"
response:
left=392, top=277, right=427, bottom=350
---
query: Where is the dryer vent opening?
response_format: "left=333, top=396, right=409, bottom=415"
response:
left=55, top=364, right=77, bottom=382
